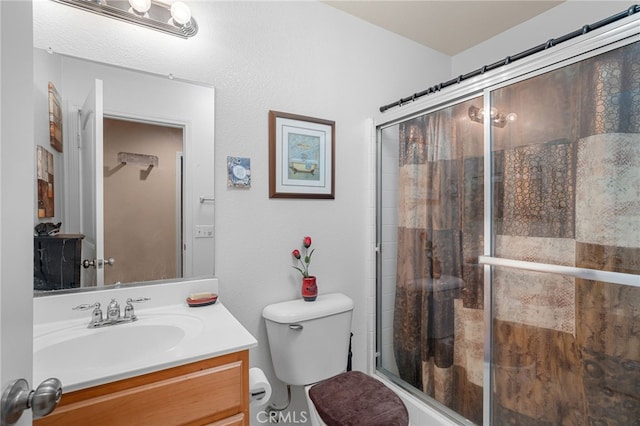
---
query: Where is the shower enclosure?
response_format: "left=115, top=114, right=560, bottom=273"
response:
left=376, top=18, right=640, bottom=426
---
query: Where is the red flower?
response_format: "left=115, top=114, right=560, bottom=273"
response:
left=292, top=236, right=315, bottom=278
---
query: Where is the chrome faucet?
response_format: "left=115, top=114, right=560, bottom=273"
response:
left=107, top=298, right=121, bottom=321
left=73, top=297, right=150, bottom=328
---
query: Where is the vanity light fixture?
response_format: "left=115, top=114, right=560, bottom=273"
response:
left=468, top=105, right=517, bottom=128
left=129, top=0, right=151, bottom=16
left=51, top=0, right=198, bottom=39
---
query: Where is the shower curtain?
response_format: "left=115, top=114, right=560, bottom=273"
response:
left=393, top=100, right=484, bottom=423
left=392, top=40, right=640, bottom=426
left=490, top=41, right=640, bottom=426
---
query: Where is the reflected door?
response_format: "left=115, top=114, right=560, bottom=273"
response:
left=79, top=78, right=106, bottom=287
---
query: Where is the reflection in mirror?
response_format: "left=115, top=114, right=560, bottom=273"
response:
left=101, top=118, right=184, bottom=286
left=33, top=48, right=216, bottom=296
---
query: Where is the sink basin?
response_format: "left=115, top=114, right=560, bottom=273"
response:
left=34, top=313, right=204, bottom=378
left=33, top=282, right=258, bottom=393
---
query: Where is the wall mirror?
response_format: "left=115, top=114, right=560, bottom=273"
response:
left=33, top=47, right=216, bottom=296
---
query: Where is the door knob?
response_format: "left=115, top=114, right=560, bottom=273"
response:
left=1, top=377, right=62, bottom=425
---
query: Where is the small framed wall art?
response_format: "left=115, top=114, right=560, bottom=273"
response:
left=48, top=82, right=63, bottom=152
left=36, top=145, right=55, bottom=218
left=268, top=110, right=335, bottom=199
left=227, top=156, right=251, bottom=188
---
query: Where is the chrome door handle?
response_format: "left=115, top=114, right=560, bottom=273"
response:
left=1, top=377, right=62, bottom=424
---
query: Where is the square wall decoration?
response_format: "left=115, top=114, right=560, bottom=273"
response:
left=227, top=156, right=251, bottom=188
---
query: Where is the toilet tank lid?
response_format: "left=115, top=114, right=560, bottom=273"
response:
left=262, top=293, right=354, bottom=323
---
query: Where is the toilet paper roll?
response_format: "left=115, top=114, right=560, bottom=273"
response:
left=249, top=367, right=272, bottom=407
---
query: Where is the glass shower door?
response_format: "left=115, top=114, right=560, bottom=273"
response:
left=377, top=30, right=640, bottom=426
left=489, top=40, right=640, bottom=425
left=378, top=96, right=485, bottom=424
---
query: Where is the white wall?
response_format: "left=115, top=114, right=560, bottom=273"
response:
left=452, top=1, right=633, bottom=75
left=33, top=50, right=64, bottom=227
left=32, top=0, right=450, bottom=419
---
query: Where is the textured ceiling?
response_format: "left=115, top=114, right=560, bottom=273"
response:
left=323, top=1, right=565, bottom=55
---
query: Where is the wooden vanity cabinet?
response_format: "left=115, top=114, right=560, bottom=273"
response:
left=34, top=350, right=249, bottom=426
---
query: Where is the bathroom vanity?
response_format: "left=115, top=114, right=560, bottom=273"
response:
left=32, top=278, right=257, bottom=426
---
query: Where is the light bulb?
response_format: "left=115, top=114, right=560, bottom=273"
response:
left=128, top=0, right=151, bottom=13
left=170, top=2, right=192, bottom=26
left=506, top=112, right=518, bottom=122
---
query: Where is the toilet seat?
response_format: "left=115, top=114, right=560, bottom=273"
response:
left=307, top=371, right=409, bottom=426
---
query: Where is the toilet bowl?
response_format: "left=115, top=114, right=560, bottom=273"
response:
left=304, top=384, right=327, bottom=426
left=263, top=293, right=408, bottom=426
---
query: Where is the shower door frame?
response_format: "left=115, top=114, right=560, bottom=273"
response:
left=374, top=13, right=640, bottom=426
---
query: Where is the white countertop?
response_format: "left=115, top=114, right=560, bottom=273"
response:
left=33, top=278, right=257, bottom=392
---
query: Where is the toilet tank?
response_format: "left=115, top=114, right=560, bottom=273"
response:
left=262, top=293, right=354, bottom=386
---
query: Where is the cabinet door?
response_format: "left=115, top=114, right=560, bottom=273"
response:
left=35, top=351, right=249, bottom=426
left=206, top=413, right=245, bottom=426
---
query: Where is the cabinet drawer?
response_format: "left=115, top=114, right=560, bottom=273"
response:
left=36, top=351, right=249, bottom=426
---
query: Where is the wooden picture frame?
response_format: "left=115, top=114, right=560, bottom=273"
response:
left=269, top=110, right=335, bottom=199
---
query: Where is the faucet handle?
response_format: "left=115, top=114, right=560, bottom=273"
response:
left=73, top=302, right=103, bottom=326
left=127, top=297, right=151, bottom=304
left=124, top=297, right=151, bottom=320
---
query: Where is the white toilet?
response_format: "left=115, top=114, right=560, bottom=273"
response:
left=263, top=292, right=408, bottom=426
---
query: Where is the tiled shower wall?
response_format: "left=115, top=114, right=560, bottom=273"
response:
left=379, top=125, right=400, bottom=377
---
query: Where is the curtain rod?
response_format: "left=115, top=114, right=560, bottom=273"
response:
left=379, top=4, right=640, bottom=113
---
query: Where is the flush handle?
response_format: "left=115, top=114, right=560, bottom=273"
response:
left=288, top=324, right=303, bottom=331
left=1, top=377, right=62, bottom=425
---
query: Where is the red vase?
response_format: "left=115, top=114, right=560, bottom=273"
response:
left=302, top=276, right=318, bottom=301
